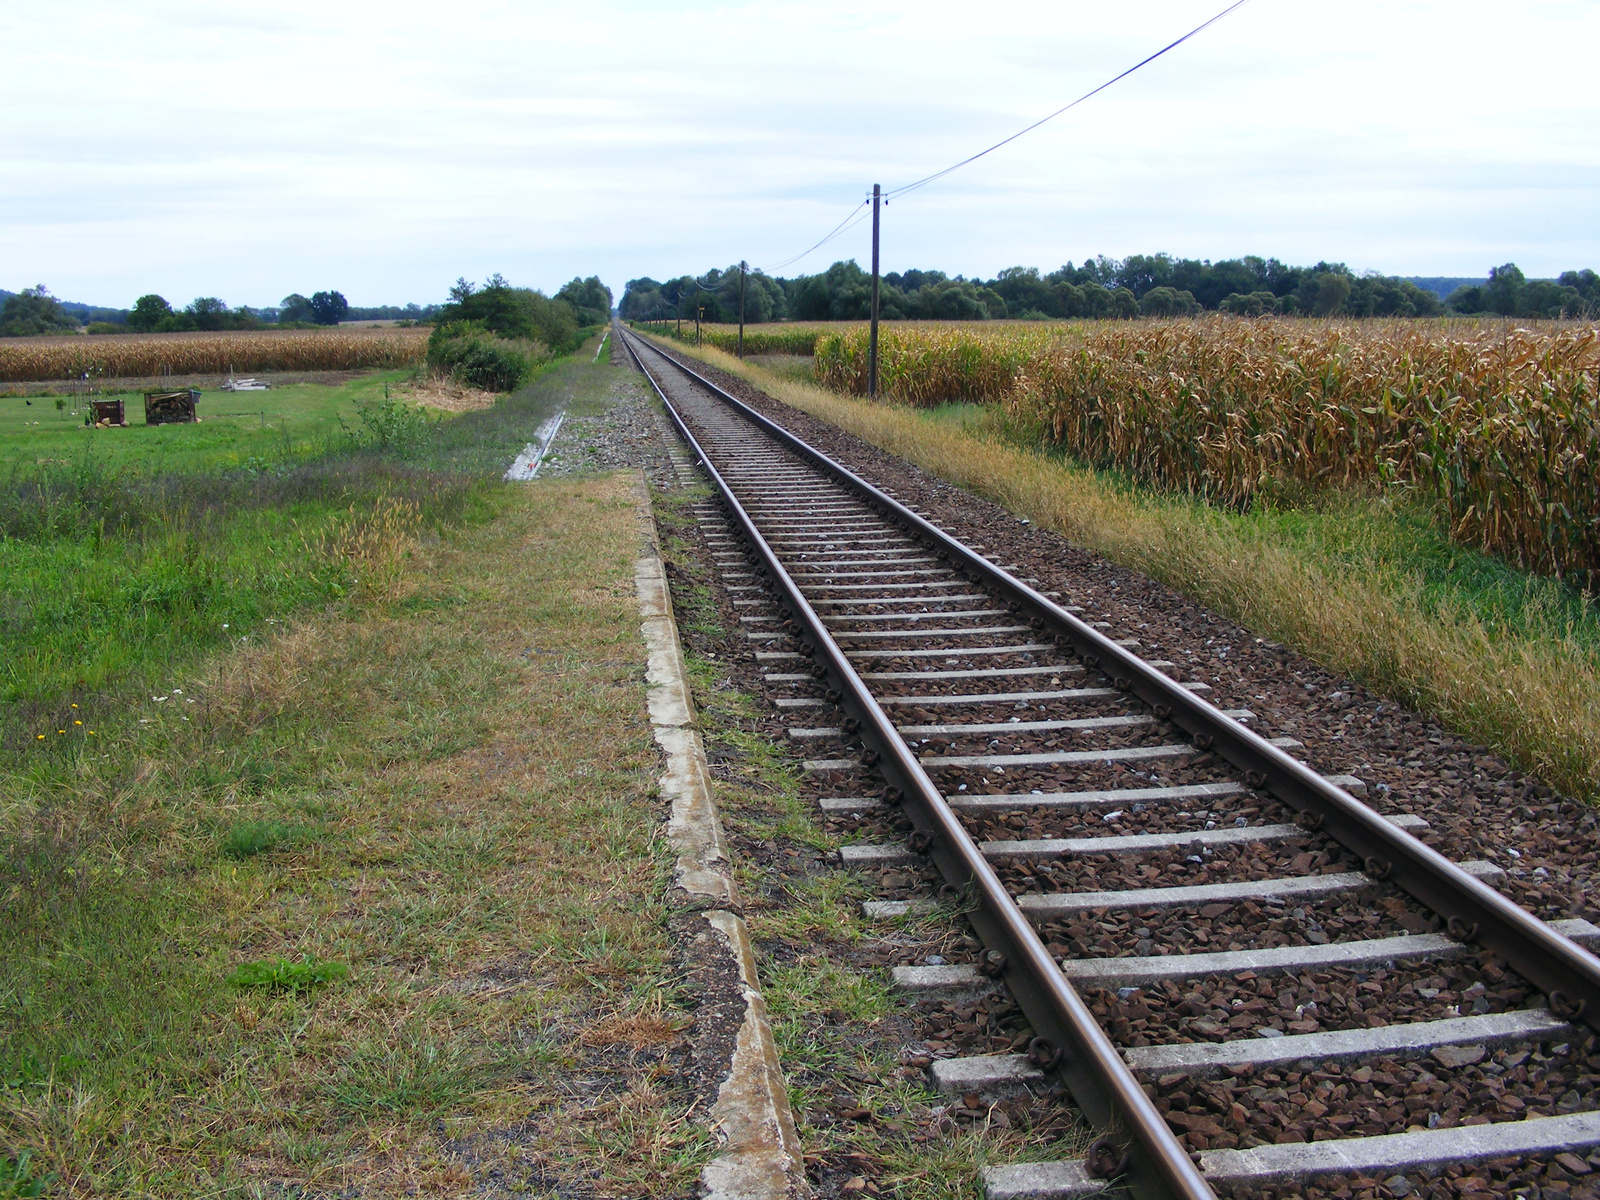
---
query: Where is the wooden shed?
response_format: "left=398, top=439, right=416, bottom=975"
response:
left=144, top=389, right=201, bottom=425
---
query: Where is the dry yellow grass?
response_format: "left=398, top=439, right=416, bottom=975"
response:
left=651, top=334, right=1600, bottom=802
left=0, top=327, right=427, bottom=382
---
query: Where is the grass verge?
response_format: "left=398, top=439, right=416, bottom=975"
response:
left=0, top=471, right=712, bottom=1196
left=3, top=337, right=715, bottom=1195
left=647, top=337, right=1600, bottom=804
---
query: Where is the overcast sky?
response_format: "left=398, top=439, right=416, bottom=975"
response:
left=5, top=0, right=1597, bottom=308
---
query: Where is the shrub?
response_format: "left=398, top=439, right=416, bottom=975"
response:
left=425, top=321, right=537, bottom=392
left=85, top=321, right=124, bottom=335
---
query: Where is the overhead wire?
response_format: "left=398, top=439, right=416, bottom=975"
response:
left=758, top=198, right=872, bottom=273
left=751, top=0, right=1252, bottom=273
left=887, top=0, right=1251, bottom=199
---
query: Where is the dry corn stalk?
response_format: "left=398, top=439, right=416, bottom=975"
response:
left=0, top=328, right=427, bottom=383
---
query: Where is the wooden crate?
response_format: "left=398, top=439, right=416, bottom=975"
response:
left=90, top=398, right=127, bottom=426
left=144, top=389, right=201, bottom=425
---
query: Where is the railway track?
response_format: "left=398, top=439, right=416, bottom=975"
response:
left=618, top=326, right=1600, bottom=1200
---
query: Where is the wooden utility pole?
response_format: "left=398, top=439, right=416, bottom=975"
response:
left=869, top=183, right=881, bottom=398
left=738, top=260, right=747, bottom=359
left=696, top=307, right=703, bottom=347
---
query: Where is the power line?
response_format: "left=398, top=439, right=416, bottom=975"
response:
left=752, top=0, right=1253, bottom=274
left=759, top=198, right=872, bottom=273
left=887, top=0, right=1252, bottom=199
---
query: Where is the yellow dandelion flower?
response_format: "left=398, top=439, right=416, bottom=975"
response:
left=70, top=703, right=78, bottom=709
left=74, top=720, right=82, bottom=725
left=36, top=734, right=45, bottom=740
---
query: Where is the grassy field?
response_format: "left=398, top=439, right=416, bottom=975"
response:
left=1, top=337, right=718, bottom=1195
left=0, top=372, right=413, bottom=474
left=650, top=335, right=1600, bottom=805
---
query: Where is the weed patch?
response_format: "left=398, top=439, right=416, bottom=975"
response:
left=227, top=957, right=349, bottom=991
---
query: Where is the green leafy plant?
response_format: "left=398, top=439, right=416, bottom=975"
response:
left=343, top=391, right=438, bottom=452
left=220, top=819, right=300, bottom=859
left=226, top=956, right=348, bottom=992
left=0, top=1150, right=53, bottom=1199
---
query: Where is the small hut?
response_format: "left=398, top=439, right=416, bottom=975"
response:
left=144, top=389, right=201, bottom=425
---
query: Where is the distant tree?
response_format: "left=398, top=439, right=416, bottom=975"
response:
left=1483, top=264, right=1526, bottom=316
left=187, top=296, right=231, bottom=331
left=1078, top=282, right=1112, bottom=318
left=1219, top=290, right=1279, bottom=316
left=279, top=294, right=314, bottom=323
left=310, top=290, right=349, bottom=325
left=1139, top=286, right=1200, bottom=317
left=989, top=266, right=1049, bottom=314
left=0, top=285, right=80, bottom=337
left=555, top=276, right=614, bottom=325
left=620, top=277, right=670, bottom=320
left=436, top=274, right=582, bottom=353
left=790, top=260, right=874, bottom=320
left=128, top=293, right=174, bottom=332
left=1297, top=272, right=1352, bottom=317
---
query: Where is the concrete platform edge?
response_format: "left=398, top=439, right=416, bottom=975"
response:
left=631, top=470, right=809, bottom=1199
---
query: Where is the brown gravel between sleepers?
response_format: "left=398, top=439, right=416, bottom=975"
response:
left=1147, top=1036, right=1600, bottom=1152
left=1220, top=1152, right=1600, bottom=1200
left=1091, top=958, right=1535, bottom=1047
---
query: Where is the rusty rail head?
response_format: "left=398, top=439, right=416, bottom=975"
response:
left=629, top=328, right=1600, bottom=1037
left=621, top=327, right=1218, bottom=1200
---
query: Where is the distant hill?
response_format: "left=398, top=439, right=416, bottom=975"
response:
left=1403, top=277, right=1484, bottom=300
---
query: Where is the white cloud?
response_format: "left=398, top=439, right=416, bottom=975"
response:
left=3, top=0, right=1597, bottom=306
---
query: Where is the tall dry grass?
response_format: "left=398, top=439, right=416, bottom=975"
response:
left=0, top=327, right=428, bottom=382
left=648, top=334, right=1600, bottom=802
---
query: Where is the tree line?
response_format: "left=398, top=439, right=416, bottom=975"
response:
left=620, top=256, right=1600, bottom=324
left=0, top=276, right=606, bottom=338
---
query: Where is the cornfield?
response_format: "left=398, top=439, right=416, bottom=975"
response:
left=0, top=328, right=428, bottom=382
left=816, top=325, right=1079, bottom=403
left=628, top=321, right=828, bottom=356
left=816, top=318, right=1600, bottom=587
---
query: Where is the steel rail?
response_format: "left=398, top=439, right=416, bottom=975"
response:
left=626, top=327, right=1600, bottom=1036
left=621, top=327, right=1216, bottom=1200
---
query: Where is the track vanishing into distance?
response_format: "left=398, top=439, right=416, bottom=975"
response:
left=618, top=327, right=1600, bottom=1200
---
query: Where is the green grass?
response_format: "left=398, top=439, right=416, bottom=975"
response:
left=0, top=334, right=718, bottom=1194
left=0, top=371, right=414, bottom=475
